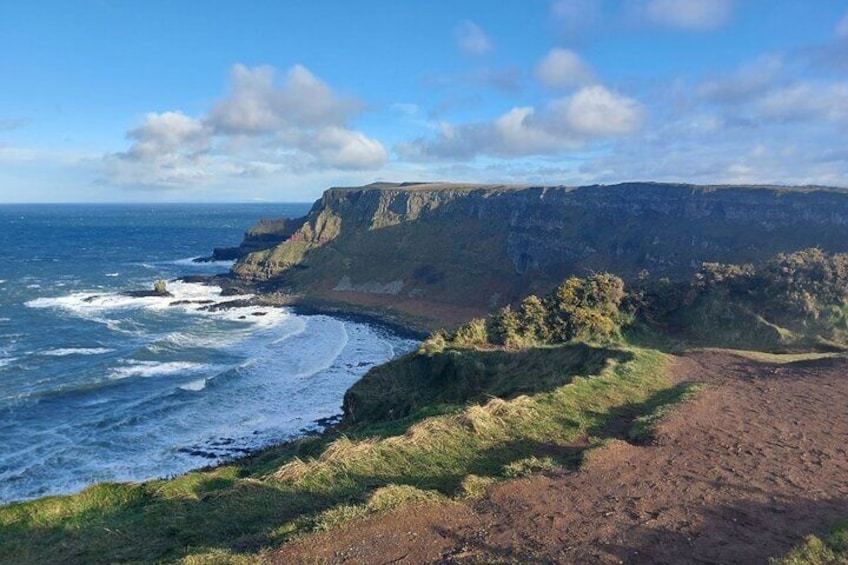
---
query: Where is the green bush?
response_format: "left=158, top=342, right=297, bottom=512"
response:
left=451, top=318, right=489, bottom=347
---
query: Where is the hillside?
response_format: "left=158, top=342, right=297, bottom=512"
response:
left=273, top=350, right=848, bottom=564
left=3, top=258, right=848, bottom=564
left=230, top=181, right=848, bottom=326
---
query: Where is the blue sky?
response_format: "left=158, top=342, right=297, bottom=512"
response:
left=0, top=1, right=846, bottom=202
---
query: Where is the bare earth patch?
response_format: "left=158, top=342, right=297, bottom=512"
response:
left=270, top=351, right=848, bottom=564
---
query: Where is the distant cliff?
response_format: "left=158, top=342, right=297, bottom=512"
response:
left=230, top=181, right=848, bottom=324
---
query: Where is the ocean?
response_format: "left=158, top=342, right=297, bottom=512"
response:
left=0, top=204, right=418, bottom=504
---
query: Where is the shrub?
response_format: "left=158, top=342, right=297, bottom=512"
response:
left=547, top=274, right=626, bottom=343
left=451, top=318, right=489, bottom=347
left=419, top=331, right=447, bottom=354
left=489, top=305, right=525, bottom=348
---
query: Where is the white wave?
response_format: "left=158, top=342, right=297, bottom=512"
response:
left=271, top=318, right=308, bottom=344
left=105, top=273, right=120, bottom=277
left=179, top=378, right=208, bottom=392
left=0, top=280, right=6, bottom=284
left=158, top=329, right=240, bottom=350
left=170, top=257, right=235, bottom=268
left=0, top=318, right=10, bottom=323
left=0, top=358, right=17, bottom=369
left=25, top=281, right=294, bottom=352
left=27, top=292, right=155, bottom=313
left=41, top=348, right=114, bottom=357
left=26, top=284, right=41, bottom=289
left=26, top=281, right=223, bottom=315
left=215, top=305, right=290, bottom=330
left=109, top=360, right=206, bottom=380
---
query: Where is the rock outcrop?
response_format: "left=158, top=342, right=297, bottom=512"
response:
left=230, top=181, right=848, bottom=321
left=208, top=217, right=307, bottom=261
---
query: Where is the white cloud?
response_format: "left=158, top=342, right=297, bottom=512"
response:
left=535, top=48, right=595, bottom=89
left=551, top=85, right=643, bottom=136
left=124, top=111, right=210, bottom=161
left=105, top=64, right=386, bottom=188
left=455, top=20, right=492, bottom=56
left=837, top=11, right=848, bottom=37
left=645, top=0, right=733, bottom=30
left=208, top=64, right=360, bottom=134
left=278, top=126, right=388, bottom=170
left=398, top=85, right=642, bottom=160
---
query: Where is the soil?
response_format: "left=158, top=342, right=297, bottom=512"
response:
left=268, top=351, right=848, bottom=564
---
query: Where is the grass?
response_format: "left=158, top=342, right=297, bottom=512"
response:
left=771, top=522, right=848, bottom=564
left=695, top=348, right=846, bottom=364
left=0, top=344, right=686, bottom=564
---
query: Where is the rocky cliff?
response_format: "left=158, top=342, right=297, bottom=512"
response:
left=230, top=181, right=848, bottom=324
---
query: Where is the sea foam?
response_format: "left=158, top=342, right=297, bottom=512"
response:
left=109, top=360, right=207, bottom=380
left=41, top=348, right=114, bottom=357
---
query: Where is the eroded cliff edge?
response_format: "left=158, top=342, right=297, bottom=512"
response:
left=229, top=181, right=848, bottom=326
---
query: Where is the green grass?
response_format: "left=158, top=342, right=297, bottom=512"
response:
left=0, top=344, right=685, bottom=564
left=771, top=522, right=848, bottom=564
left=695, top=348, right=846, bottom=364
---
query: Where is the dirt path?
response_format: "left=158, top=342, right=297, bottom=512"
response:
left=270, top=351, right=848, bottom=564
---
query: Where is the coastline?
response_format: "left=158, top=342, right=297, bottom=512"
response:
left=200, top=273, right=434, bottom=339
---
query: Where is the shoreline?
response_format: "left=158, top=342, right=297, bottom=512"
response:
left=191, top=272, right=434, bottom=339
left=1, top=272, right=424, bottom=507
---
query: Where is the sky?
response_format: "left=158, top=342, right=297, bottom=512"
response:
left=0, top=1, right=846, bottom=202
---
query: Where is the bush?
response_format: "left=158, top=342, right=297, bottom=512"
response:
left=547, top=274, right=626, bottom=343
left=451, top=318, right=489, bottom=347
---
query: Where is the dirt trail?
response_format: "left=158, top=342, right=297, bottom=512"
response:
left=270, top=351, right=848, bottom=564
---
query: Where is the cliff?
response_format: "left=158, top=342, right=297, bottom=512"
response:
left=210, top=216, right=306, bottom=260
left=231, top=181, right=848, bottom=325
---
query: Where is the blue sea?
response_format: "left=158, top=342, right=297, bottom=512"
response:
left=0, top=204, right=417, bottom=503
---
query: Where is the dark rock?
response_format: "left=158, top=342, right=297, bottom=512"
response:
left=124, top=289, right=173, bottom=298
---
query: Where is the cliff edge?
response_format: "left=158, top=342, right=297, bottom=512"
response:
left=230, top=181, right=848, bottom=325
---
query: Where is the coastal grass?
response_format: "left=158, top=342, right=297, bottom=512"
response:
left=0, top=344, right=685, bottom=564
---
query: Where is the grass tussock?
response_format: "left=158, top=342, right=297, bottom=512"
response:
left=502, top=456, right=560, bottom=478
left=314, top=484, right=446, bottom=531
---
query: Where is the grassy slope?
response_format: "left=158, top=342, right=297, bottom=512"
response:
left=0, top=344, right=689, bottom=564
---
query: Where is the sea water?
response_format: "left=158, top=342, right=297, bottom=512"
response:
left=0, top=204, right=418, bottom=503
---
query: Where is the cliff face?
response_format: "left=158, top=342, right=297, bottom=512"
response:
left=211, top=216, right=307, bottom=260
left=231, top=181, right=848, bottom=322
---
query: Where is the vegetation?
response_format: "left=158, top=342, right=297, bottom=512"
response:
left=628, top=248, right=848, bottom=350
left=4, top=248, right=848, bottom=563
left=437, top=272, right=627, bottom=351
left=436, top=248, right=848, bottom=353
left=771, top=523, right=848, bottom=564
left=0, top=342, right=679, bottom=564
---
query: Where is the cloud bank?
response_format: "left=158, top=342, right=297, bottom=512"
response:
left=104, top=64, right=387, bottom=188
left=399, top=84, right=642, bottom=160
